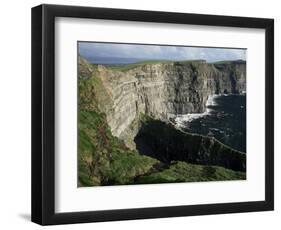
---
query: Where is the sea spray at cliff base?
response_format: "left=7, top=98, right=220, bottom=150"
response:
left=85, top=58, right=246, bottom=151
left=174, top=94, right=246, bottom=153
left=77, top=56, right=247, bottom=186
left=174, top=94, right=219, bottom=125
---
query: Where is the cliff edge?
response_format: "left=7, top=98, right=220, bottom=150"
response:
left=78, top=57, right=246, bottom=186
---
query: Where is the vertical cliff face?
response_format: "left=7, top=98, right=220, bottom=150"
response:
left=91, top=59, right=246, bottom=143
left=78, top=57, right=246, bottom=187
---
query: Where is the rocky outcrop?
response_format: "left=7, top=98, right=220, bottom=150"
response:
left=91, top=59, right=246, bottom=145
left=78, top=57, right=246, bottom=177
left=135, top=116, right=246, bottom=172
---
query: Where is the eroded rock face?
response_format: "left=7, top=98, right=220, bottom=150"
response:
left=93, top=60, right=246, bottom=144
left=134, top=117, right=246, bottom=171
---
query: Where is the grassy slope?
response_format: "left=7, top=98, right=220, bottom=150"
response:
left=78, top=57, right=158, bottom=186
left=136, top=161, right=245, bottom=184
left=107, top=59, right=206, bottom=72
left=135, top=115, right=246, bottom=172
left=78, top=56, right=246, bottom=186
left=212, top=59, right=246, bottom=64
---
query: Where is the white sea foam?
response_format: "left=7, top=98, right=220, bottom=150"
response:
left=174, top=92, right=246, bottom=128
left=205, top=94, right=220, bottom=106
left=175, top=112, right=208, bottom=127
left=174, top=94, right=218, bottom=128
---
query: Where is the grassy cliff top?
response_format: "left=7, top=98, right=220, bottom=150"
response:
left=91, top=58, right=245, bottom=72
left=78, top=57, right=246, bottom=187
left=105, top=59, right=207, bottom=72
left=212, top=59, right=246, bottom=65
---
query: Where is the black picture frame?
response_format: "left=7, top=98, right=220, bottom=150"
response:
left=31, top=4, right=274, bottom=225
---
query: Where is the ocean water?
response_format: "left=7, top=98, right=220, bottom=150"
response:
left=175, top=94, right=246, bottom=153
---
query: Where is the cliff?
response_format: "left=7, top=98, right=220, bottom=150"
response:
left=78, top=57, right=246, bottom=186
left=135, top=115, right=246, bottom=172
left=89, top=59, right=246, bottom=146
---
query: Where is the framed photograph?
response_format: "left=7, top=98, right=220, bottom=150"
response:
left=31, top=4, right=274, bottom=225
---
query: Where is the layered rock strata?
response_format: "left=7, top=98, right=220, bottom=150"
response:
left=91, top=59, right=246, bottom=146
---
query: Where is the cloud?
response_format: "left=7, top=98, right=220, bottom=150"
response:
left=79, top=42, right=246, bottom=63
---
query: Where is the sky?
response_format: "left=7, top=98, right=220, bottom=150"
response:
left=78, top=42, right=246, bottom=64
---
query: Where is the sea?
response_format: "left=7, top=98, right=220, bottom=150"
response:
left=175, top=94, right=246, bottom=153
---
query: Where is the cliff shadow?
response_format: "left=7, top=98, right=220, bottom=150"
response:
left=134, top=117, right=246, bottom=172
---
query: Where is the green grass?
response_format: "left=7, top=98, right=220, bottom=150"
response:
left=78, top=109, right=159, bottom=186
left=107, top=60, right=171, bottom=71
left=78, top=56, right=246, bottom=187
left=78, top=57, right=158, bottom=186
left=137, top=114, right=246, bottom=172
left=106, top=59, right=207, bottom=72
left=136, top=161, right=246, bottom=184
left=212, top=59, right=246, bottom=64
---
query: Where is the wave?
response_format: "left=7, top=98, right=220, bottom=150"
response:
left=175, top=94, right=218, bottom=128
left=174, top=93, right=246, bottom=128
left=206, top=94, right=219, bottom=106
left=175, top=112, right=208, bottom=127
